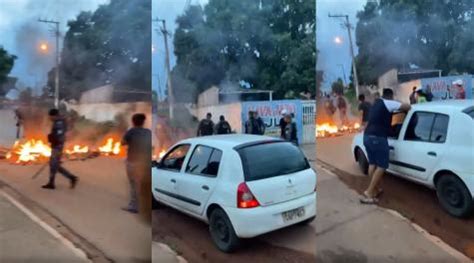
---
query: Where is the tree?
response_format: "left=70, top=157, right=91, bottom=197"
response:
left=355, top=0, right=474, bottom=84
left=331, top=78, right=344, bottom=95
left=172, top=0, right=316, bottom=101
left=47, top=0, right=151, bottom=101
left=0, top=47, right=17, bottom=94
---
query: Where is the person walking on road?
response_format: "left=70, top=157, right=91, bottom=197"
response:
left=197, top=113, right=214, bottom=136
left=282, top=113, right=298, bottom=145
left=360, top=89, right=410, bottom=204
left=42, top=109, right=78, bottom=190
left=14, top=108, right=24, bottom=139
left=279, top=109, right=288, bottom=138
left=254, top=111, right=265, bottom=135
left=358, top=94, right=371, bottom=129
left=409, top=86, right=417, bottom=104
left=336, top=93, right=348, bottom=126
left=215, top=115, right=232, bottom=134
left=245, top=111, right=260, bottom=135
left=121, top=113, right=151, bottom=214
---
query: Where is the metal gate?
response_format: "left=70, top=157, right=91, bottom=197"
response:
left=302, top=100, right=316, bottom=144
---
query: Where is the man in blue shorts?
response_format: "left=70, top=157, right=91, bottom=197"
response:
left=360, top=89, right=410, bottom=204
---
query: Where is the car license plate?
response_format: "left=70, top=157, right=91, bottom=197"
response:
left=282, top=207, right=305, bottom=223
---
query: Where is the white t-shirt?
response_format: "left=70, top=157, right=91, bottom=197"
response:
left=382, top=99, right=402, bottom=113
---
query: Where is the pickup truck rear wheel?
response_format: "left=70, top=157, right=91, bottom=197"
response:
left=209, top=208, right=241, bottom=252
left=436, top=175, right=473, bottom=218
left=356, top=148, right=369, bottom=175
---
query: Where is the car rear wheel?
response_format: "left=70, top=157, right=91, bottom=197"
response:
left=209, top=208, right=240, bottom=253
left=356, top=148, right=369, bottom=175
left=436, top=175, right=473, bottom=218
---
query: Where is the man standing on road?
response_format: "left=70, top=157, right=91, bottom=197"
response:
left=14, top=108, right=23, bottom=139
left=121, top=113, right=151, bottom=215
left=336, top=93, right=348, bottom=126
left=358, top=94, right=371, bottom=129
left=254, top=111, right=265, bottom=135
left=282, top=113, right=298, bottom=145
left=197, top=113, right=214, bottom=136
left=245, top=111, right=260, bottom=135
left=279, top=109, right=288, bottom=138
left=42, top=109, right=78, bottom=190
left=215, top=115, right=232, bottom=134
left=409, top=86, right=417, bottom=104
left=360, top=89, right=410, bottom=204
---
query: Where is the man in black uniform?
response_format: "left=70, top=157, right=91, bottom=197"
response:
left=215, top=115, right=232, bottom=134
left=42, top=109, right=78, bottom=190
left=197, top=113, right=214, bottom=136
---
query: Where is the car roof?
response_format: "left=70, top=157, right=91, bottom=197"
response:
left=411, top=100, right=474, bottom=114
left=180, top=134, right=281, bottom=148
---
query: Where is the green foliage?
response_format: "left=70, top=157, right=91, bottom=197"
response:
left=47, top=0, right=151, bottom=101
left=331, top=78, right=345, bottom=95
left=0, top=46, right=16, bottom=89
left=172, top=0, right=316, bottom=101
left=355, top=0, right=474, bottom=84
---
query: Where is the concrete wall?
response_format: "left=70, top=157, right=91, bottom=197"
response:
left=197, top=86, right=219, bottom=108
left=378, top=69, right=399, bottom=91
left=79, top=85, right=114, bottom=104
left=0, top=109, right=17, bottom=147
left=67, top=102, right=152, bottom=129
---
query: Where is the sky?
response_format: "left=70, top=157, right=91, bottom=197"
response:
left=0, top=0, right=108, bottom=94
left=152, top=0, right=207, bottom=99
left=316, top=0, right=366, bottom=91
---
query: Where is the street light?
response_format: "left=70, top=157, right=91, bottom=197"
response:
left=334, top=36, right=343, bottom=45
left=39, top=43, right=49, bottom=53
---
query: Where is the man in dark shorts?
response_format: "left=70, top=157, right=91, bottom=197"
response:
left=121, top=113, right=151, bottom=214
left=361, top=89, right=410, bottom=204
left=42, top=109, right=78, bottom=190
left=358, top=94, right=371, bottom=129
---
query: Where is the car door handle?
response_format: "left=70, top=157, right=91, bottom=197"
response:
left=202, top=185, right=209, bottom=191
left=171, top=179, right=176, bottom=183
left=427, top=151, right=437, bottom=157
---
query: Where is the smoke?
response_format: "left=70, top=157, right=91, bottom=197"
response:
left=7, top=0, right=108, bottom=89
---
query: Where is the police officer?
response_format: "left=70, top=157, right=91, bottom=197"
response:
left=42, top=109, right=78, bottom=190
left=197, top=113, right=214, bottom=136
left=215, top=115, right=232, bottom=134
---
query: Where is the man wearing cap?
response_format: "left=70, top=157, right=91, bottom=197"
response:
left=279, top=109, right=288, bottom=138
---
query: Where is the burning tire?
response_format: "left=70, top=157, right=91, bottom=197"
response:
left=436, top=174, right=473, bottom=218
left=209, top=208, right=240, bottom=253
left=356, top=148, right=369, bottom=175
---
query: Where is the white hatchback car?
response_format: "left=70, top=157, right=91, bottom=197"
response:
left=152, top=134, right=317, bottom=252
left=352, top=100, right=474, bottom=218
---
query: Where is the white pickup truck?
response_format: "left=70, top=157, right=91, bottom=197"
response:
left=351, top=100, right=474, bottom=218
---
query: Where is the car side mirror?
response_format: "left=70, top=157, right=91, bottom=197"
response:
left=152, top=160, right=162, bottom=169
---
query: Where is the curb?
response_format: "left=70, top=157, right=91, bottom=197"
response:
left=156, top=242, right=187, bottom=263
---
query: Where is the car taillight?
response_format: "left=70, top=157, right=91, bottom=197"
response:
left=237, top=182, right=260, bottom=209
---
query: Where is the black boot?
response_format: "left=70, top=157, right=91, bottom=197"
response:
left=70, top=176, right=78, bottom=189
left=41, top=183, right=55, bottom=190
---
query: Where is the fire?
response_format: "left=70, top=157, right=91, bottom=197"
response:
left=159, top=149, right=166, bottom=159
left=99, top=138, right=121, bottom=155
left=316, top=122, right=361, bottom=138
left=316, top=123, right=339, bottom=137
left=13, top=139, right=51, bottom=164
left=65, top=145, right=89, bottom=155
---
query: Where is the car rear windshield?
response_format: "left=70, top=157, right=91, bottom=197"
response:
left=463, top=107, right=474, bottom=119
left=237, top=142, right=310, bottom=181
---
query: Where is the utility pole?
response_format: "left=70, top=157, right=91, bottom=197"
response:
left=38, top=18, right=60, bottom=108
left=329, top=14, right=360, bottom=98
left=337, top=64, right=347, bottom=86
left=153, top=18, right=174, bottom=120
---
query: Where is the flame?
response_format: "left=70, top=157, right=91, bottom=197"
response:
left=354, top=122, right=361, bottom=129
left=13, top=139, right=51, bottom=163
left=159, top=149, right=166, bottom=159
left=316, top=123, right=339, bottom=137
left=99, top=138, right=121, bottom=155
left=65, top=145, right=89, bottom=154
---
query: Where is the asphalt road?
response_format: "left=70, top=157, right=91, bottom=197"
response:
left=315, top=134, right=474, bottom=260
left=0, top=157, right=151, bottom=262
